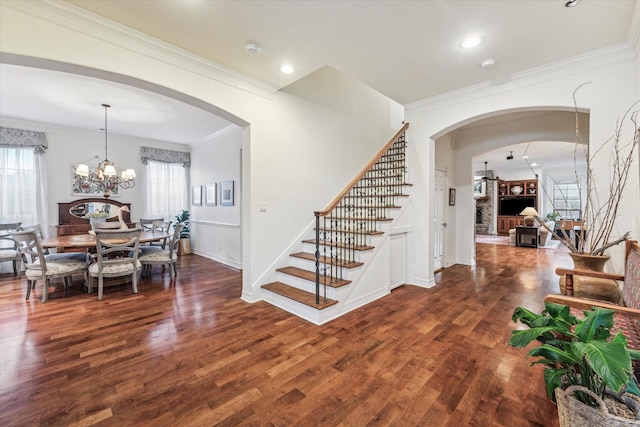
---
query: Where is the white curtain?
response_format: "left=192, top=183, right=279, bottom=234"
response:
left=0, top=147, right=49, bottom=273
left=142, top=160, right=188, bottom=223
left=0, top=147, right=40, bottom=227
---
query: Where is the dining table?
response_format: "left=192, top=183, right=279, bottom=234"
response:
left=41, top=231, right=171, bottom=251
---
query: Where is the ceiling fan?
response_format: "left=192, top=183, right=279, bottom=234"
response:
left=474, top=161, right=501, bottom=182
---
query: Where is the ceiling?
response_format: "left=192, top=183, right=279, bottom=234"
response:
left=1, top=0, right=638, bottom=153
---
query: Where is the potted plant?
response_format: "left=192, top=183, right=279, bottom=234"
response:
left=174, top=209, right=191, bottom=255
left=509, top=302, right=640, bottom=424
left=85, top=211, right=108, bottom=226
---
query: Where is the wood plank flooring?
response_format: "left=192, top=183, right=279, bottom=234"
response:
left=0, top=242, right=572, bottom=426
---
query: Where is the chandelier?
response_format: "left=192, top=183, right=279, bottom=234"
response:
left=74, top=104, right=135, bottom=198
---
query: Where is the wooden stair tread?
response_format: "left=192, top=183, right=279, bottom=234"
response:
left=290, top=252, right=363, bottom=268
left=301, top=239, right=374, bottom=251
left=315, top=227, right=384, bottom=236
left=262, top=282, right=338, bottom=309
left=276, top=266, right=351, bottom=287
left=324, top=216, right=392, bottom=222
left=335, top=204, right=401, bottom=210
left=354, top=182, right=412, bottom=187
left=344, top=193, right=409, bottom=198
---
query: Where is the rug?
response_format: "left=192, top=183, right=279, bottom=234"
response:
left=475, top=234, right=564, bottom=250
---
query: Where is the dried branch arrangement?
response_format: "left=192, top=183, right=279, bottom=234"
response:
left=533, top=85, right=639, bottom=255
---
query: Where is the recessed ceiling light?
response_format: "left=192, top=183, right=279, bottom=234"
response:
left=522, top=155, right=529, bottom=159
left=531, top=162, right=539, bottom=167
left=461, top=36, right=482, bottom=49
left=280, top=64, right=294, bottom=74
left=481, top=59, right=495, bottom=68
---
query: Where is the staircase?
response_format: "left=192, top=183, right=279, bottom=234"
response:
left=261, top=123, right=411, bottom=324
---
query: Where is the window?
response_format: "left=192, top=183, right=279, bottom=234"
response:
left=143, top=160, right=188, bottom=222
left=0, top=147, right=37, bottom=224
left=552, top=180, right=581, bottom=220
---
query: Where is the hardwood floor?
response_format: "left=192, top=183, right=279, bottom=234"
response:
left=0, top=242, right=572, bottom=426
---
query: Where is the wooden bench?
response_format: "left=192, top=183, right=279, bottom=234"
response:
left=545, top=240, right=640, bottom=355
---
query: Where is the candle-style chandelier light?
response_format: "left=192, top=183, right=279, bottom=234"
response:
left=74, top=104, right=135, bottom=198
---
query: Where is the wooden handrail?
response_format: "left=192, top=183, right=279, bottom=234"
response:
left=314, top=122, right=410, bottom=217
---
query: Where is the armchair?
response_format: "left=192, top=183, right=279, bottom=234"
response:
left=0, top=222, right=22, bottom=276
left=10, top=229, right=88, bottom=302
left=88, top=229, right=142, bottom=300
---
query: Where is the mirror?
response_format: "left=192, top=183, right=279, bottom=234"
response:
left=69, top=202, right=120, bottom=220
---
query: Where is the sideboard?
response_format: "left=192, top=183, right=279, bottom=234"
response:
left=57, top=198, right=133, bottom=236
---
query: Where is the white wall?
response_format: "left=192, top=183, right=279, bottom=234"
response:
left=190, top=126, right=242, bottom=268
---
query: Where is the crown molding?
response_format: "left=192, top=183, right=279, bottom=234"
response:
left=406, top=42, right=636, bottom=115
left=628, top=0, right=640, bottom=58
left=2, top=0, right=278, bottom=100
left=189, top=124, right=242, bottom=148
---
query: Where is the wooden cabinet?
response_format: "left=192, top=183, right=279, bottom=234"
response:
left=499, top=179, right=538, bottom=196
left=497, top=215, right=525, bottom=234
left=57, top=198, right=132, bottom=237
left=496, top=179, right=538, bottom=235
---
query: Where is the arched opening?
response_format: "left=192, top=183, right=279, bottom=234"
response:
left=433, top=108, right=589, bottom=269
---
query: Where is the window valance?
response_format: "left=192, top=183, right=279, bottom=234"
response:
left=140, top=146, right=190, bottom=167
left=0, top=126, right=48, bottom=154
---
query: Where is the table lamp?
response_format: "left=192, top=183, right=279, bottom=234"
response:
left=520, top=207, right=539, bottom=226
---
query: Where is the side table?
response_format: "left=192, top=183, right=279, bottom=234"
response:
left=515, top=226, right=540, bottom=248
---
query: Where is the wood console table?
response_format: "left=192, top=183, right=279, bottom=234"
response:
left=515, top=226, right=540, bottom=248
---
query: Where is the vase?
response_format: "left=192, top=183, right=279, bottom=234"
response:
left=89, top=218, right=106, bottom=226
left=559, top=253, right=622, bottom=304
left=178, top=238, right=191, bottom=256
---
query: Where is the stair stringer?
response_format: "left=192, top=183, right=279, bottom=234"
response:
left=315, top=195, right=412, bottom=324
left=242, top=218, right=316, bottom=303
left=261, top=192, right=412, bottom=325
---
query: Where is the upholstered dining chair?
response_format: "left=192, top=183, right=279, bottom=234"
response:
left=139, top=218, right=163, bottom=232
left=88, top=228, right=142, bottom=300
left=0, top=222, right=23, bottom=276
left=139, top=223, right=184, bottom=280
left=91, top=221, right=122, bottom=230
left=20, top=223, right=87, bottom=262
left=10, top=229, right=88, bottom=302
left=150, top=220, right=172, bottom=249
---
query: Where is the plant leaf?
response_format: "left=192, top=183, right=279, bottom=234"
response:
left=544, top=367, right=569, bottom=401
left=509, top=327, right=566, bottom=348
left=574, top=308, right=614, bottom=342
left=528, top=344, right=580, bottom=365
left=573, top=340, right=632, bottom=393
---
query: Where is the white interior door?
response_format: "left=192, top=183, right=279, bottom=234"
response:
left=434, top=169, right=446, bottom=270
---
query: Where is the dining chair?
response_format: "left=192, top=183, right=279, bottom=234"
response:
left=88, top=228, right=142, bottom=300
left=10, top=230, right=88, bottom=302
left=139, top=223, right=184, bottom=280
left=0, top=222, right=23, bottom=276
left=91, top=221, right=122, bottom=230
left=22, top=224, right=90, bottom=262
left=150, top=220, right=172, bottom=249
left=139, top=218, right=163, bottom=232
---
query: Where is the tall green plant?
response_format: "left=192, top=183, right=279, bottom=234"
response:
left=174, top=210, right=190, bottom=238
left=509, top=302, right=640, bottom=408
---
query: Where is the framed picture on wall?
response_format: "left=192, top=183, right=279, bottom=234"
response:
left=205, top=183, right=217, bottom=206
left=220, top=180, right=234, bottom=206
left=71, top=164, right=120, bottom=197
left=192, top=185, right=202, bottom=206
